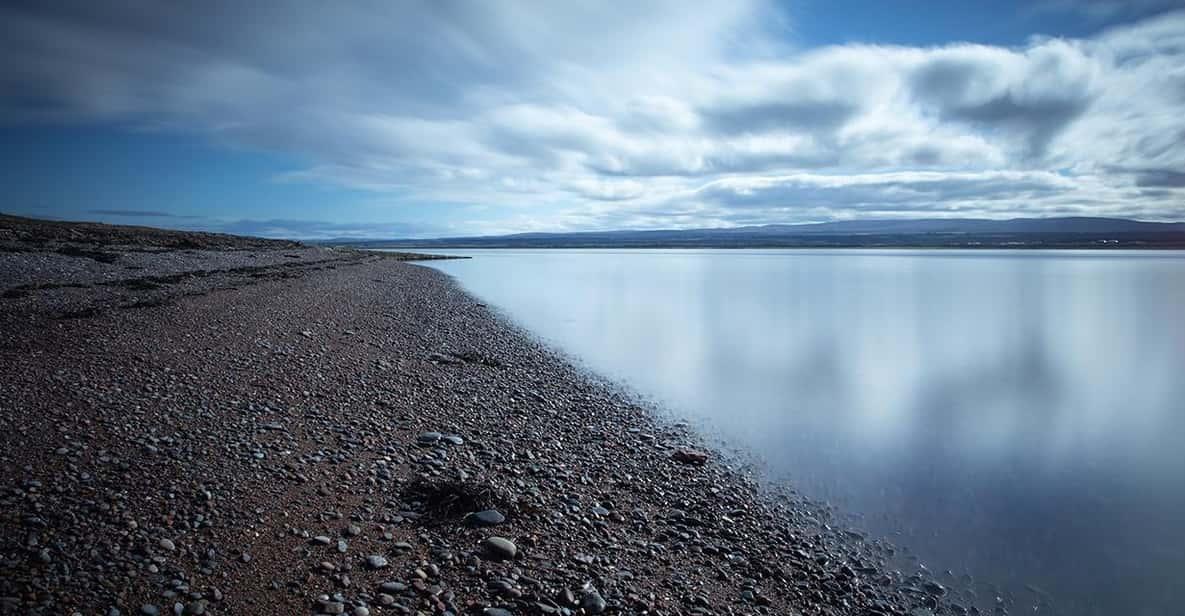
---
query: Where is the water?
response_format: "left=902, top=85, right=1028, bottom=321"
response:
left=413, top=248, right=1185, bottom=616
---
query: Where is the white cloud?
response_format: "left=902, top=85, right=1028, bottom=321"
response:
left=1, top=1, right=1183, bottom=232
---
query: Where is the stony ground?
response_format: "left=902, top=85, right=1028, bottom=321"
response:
left=0, top=225, right=972, bottom=616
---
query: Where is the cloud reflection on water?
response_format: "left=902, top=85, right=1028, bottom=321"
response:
left=426, top=249, right=1185, bottom=616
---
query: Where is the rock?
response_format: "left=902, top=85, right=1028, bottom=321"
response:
left=366, top=555, right=389, bottom=569
left=379, top=581, right=407, bottom=593
left=671, top=449, right=709, bottom=465
left=311, top=535, right=332, bottom=546
left=481, top=537, right=516, bottom=561
left=582, top=590, right=607, bottom=614
left=140, top=606, right=159, bottom=616
left=464, top=510, right=505, bottom=527
left=922, top=581, right=947, bottom=597
left=417, top=432, right=442, bottom=444
left=158, top=538, right=175, bottom=551
left=442, top=434, right=464, bottom=445
left=484, top=609, right=514, bottom=616
left=322, top=602, right=345, bottom=615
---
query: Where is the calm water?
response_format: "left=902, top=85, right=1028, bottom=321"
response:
left=416, top=249, right=1185, bottom=616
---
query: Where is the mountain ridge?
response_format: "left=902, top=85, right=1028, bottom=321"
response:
left=330, top=217, right=1185, bottom=249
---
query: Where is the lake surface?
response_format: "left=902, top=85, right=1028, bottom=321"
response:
left=416, top=249, right=1185, bottom=616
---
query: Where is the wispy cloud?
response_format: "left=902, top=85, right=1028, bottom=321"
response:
left=2, top=2, right=1183, bottom=232
left=88, top=209, right=203, bottom=219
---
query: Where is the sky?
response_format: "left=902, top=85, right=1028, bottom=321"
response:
left=1, top=0, right=1184, bottom=239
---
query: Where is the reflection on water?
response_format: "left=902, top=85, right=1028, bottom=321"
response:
left=420, top=249, right=1185, bottom=616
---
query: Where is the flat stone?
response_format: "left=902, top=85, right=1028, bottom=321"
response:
left=464, top=510, right=505, bottom=527
left=442, top=435, right=464, bottom=445
left=379, top=581, right=407, bottom=593
left=482, top=536, right=516, bottom=561
left=670, top=449, right=709, bottom=465
left=416, top=432, right=441, bottom=444
left=158, top=538, right=175, bottom=551
left=366, top=555, right=389, bottom=569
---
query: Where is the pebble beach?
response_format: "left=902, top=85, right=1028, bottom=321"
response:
left=0, top=216, right=962, bottom=616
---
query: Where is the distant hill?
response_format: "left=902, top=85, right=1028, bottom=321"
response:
left=335, top=217, right=1185, bottom=249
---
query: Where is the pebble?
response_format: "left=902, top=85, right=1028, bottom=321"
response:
left=671, top=448, right=709, bottom=465
left=416, top=432, right=441, bottom=444
left=464, top=510, right=506, bottom=527
left=582, top=590, right=607, bottom=614
left=366, top=555, right=389, bottom=569
left=379, top=581, right=407, bottom=593
left=481, top=536, right=516, bottom=561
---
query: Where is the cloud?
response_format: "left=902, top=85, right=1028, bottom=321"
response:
left=1030, top=0, right=1183, bottom=21
left=1, top=2, right=1184, bottom=232
left=88, top=209, right=202, bottom=218
left=203, top=219, right=438, bottom=240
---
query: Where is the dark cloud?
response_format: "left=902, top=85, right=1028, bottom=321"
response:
left=694, top=172, right=1072, bottom=213
left=910, top=49, right=1095, bottom=157
left=1135, top=170, right=1185, bottom=188
left=703, top=100, right=858, bottom=135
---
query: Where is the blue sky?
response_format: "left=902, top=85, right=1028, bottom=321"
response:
left=2, top=1, right=1183, bottom=238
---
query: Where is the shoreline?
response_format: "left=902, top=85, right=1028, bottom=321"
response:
left=1, top=228, right=958, bottom=615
